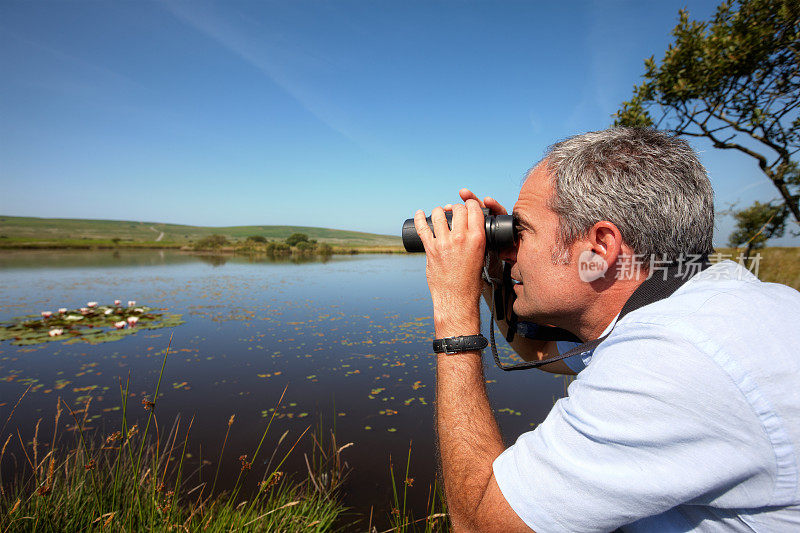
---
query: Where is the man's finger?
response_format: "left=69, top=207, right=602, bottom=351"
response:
left=484, top=196, right=508, bottom=216
left=459, top=188, right=487, bottom=208
left=413, top=210, right=434, bottom=250
left=451, top=203, right=467, bottom=234
left=431, top=206, right=450, bottom=240
left=466, top=199, right=484, bottom=239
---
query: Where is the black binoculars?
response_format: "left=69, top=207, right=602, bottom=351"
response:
left=401, top=208, right=517, bottom=253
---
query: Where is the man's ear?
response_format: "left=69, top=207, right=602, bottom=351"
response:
left=588, top=221, right=624, bottom=267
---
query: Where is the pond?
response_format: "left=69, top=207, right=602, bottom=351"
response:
left=0, top=250, right=570, bottom=527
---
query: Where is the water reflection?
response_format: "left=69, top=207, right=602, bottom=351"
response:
left=0, top=249, right=349, bottom=270
left=196, top=253, right=229, bottom=267
left=0, top=249, right=568, bottom=527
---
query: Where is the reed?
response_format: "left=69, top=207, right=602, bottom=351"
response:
left=375, top=441, right=449, bottom=533
left=0, top=337, right=345, bottom=532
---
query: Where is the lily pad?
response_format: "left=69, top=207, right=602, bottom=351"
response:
left=0, top=305, right=185, bottom=346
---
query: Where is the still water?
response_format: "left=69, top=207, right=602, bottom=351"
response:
left=0, top=250, right=570, bottom=525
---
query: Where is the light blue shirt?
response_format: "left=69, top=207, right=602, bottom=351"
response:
left=493, top=260, right=800, bottom=532
left=557, top=313, right=617, bottom=373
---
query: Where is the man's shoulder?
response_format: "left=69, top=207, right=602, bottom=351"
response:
left=582, top=259, right=800, bottom=402
left=618, top=259, right=800, bottom=335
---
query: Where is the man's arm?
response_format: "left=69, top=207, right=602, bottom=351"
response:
left=414, top=202, right=532, bottom=532
left=436, top=339, right=533, bottom=532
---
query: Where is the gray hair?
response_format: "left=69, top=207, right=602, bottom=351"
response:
left=540, top=128, right=715, bottom=262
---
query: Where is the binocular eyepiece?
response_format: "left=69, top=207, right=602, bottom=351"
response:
left=402, top=208, right=517, bottom=253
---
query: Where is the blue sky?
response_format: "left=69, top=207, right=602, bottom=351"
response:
left=1, top=0, right=797, bottom=245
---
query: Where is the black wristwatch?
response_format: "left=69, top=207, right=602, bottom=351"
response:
left=432, top=334, right=489, bottom=354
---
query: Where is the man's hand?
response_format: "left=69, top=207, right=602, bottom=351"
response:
left=413, top=199, right=486, bottom=338
left=449, top=188, right=508, bottom=216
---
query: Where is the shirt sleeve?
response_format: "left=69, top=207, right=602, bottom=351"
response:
left=492, top=322, right=776, bottom=533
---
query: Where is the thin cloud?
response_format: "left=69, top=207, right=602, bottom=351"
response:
left=2, top=29, right=144, bottom=95
left=161, top=1, right=362, bottom=146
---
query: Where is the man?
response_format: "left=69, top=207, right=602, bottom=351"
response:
left=413, top=128, right=800, bottom=532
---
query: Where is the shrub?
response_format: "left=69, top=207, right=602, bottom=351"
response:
left=295, top=241, right=316, bottom=253
left=266, top=242, right=291, bottom=255
left=195, top=234, right=229, bottom=250
left=246, top=235, right=267, bottom=243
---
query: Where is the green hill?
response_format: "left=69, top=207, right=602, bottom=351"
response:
left=0, top=215, right=401, bottom=249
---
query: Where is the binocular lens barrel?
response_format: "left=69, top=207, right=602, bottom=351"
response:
left=401, top=209, right=516, bottom=252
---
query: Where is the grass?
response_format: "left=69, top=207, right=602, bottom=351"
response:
left=0, top=216, right=402, bottom=249
left=714, top=246, right=800, bottom=290
left=378, top=442, right=449, bottom=533
left=0, top=335, right=347, bottom=532
left=0, top=237, right=183, bottom=250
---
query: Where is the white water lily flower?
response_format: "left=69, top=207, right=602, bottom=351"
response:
left=127, top=316, right=139, bottom=326
left=66, top=315, right=83, bottom=321
left=87, top=302, right=98, bottom=308
left=134, top=308, right=144, bottom=313
left=128, top=300, right=136, bottom=307
left=49, top=328, right=63, bottom=337
left=114, top=321, right=126, bottom=329
left=41, top=311, right=52, bottom=319
left=104, top=309, right=113, bottom=315
left=80, top=307, right=90, bottom=315
left=58, top=308, right=67, bottom=314
left=114, top=299, right=121, bottom=306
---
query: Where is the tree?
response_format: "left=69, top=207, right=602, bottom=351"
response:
left=285, top=233, right=309, bottom=247
left=195, top=234, right=229, bottom=250
left=727, top=200, right=788, bottom=258
left=614, top=0, right=800, bottom=244
left=246, top=235, right=267, bottom=243
left=285, top=233, right=316, bottom=247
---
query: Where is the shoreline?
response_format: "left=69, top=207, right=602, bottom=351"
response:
left=0, top=240, right=406, bottom=254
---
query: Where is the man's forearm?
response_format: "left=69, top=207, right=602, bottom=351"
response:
left=412, top=202, right=511, bottom=529
left=435, top=315, right=505, bottom=530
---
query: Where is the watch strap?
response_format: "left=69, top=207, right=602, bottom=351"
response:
left=433, top=334, right=489, bottom=354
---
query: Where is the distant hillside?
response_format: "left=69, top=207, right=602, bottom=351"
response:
left=0, top=215, right=402, bottom=248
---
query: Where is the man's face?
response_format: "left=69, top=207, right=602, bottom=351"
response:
left=503, top=161, right=588, bottom=325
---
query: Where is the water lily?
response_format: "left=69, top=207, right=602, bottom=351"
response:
left=80, top=307, right=90, bottom=315
left=127, top=316, right=139, bottom=327
left=58, top=308, right=67, bottom=314
left=41, top=311, right=52, bottom=319
left=66, top=315, right=83, bottom=321
left=114, top=321, right=126, bottom=329
left=114, top=299, right=121, bottom=306
left=49, top=328, right=63, bottom=337
left=128, top=300, right=136, bottom=307
left=104, top=309, right=114, bottom=315
left=87, top=302, right=98, bottom=308
left=134, top=308, right=144, bottom=313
